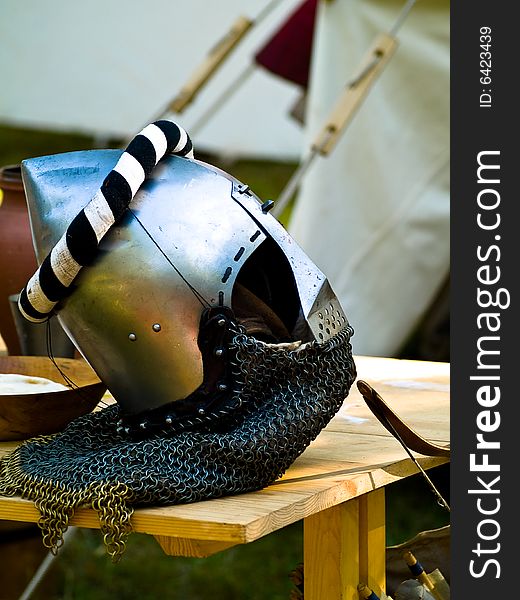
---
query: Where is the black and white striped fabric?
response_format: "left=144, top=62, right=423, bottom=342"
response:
left=18, top=120, right=194, bottom=323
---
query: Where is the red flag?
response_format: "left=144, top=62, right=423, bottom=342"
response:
left=254, top=0, right=318, bottom=89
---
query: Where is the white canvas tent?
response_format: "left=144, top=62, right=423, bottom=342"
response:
left=1, top=0, right=304, bottom=159
left=288, top=0, right=450, bottom=357
left=1, top=0, right=450, bottom=359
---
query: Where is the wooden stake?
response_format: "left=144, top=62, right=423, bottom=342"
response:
left=311, top=33, right=398, bottom=156
left=168, top=16, right=253, bottom=113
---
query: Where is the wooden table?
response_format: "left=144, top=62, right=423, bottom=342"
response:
left=0, top=355, right=449, bottom=599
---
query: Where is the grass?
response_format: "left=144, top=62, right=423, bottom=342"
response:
left=0, top=125, right=449, bottom=599
left=0, top=125, right=98, bottom=171
left=32, top=524, right=304, bottom=600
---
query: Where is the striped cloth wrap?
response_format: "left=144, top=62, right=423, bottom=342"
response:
left=18, top=120, right=194, bottom=323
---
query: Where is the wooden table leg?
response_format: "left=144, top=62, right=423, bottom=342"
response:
left=304, top=488, right=386, bottom=600
left=359, top=488, right=386, bottom=595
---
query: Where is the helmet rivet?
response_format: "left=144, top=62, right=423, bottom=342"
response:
left=198, top=407, right=206, bottom=415
left=165, top=416, right=173, bottom=425
left=218, top=383, right=228, bottom=392
left=152, top=323, right=161, bottom=332
left=217, top=318, right=226, bottom=327
left=139, top=422, right=147, bottom=430
left=128, top=333, right=137, bottom=341
left=214, top=348, right=224, bottom=357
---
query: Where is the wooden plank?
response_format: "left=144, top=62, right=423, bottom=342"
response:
left=168, top=15, right=252, bottom=113
left=0, top=452, right=447, bottom=544
left=353, top=356, right=450, bottom=382
left=304, top=498, right=360, bottom=600
left=312, top=33, right=399, bottom=156
left=358, top=489, right=386, bottom=596
left=334, top=380, right=450, bottom=423
left=0, top=429, right=448, bottom=540
left=0, top=356, right=449, bottom=547
left=154, top=535, right=237, bottom=558
left=0, top=441, right=18, bottom=458
left=328, top=360, right=450, bottom=449
left=303, top=489, right=387, bottom=600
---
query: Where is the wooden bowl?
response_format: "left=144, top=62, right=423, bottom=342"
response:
left=0, top=356, right=107, bottom=441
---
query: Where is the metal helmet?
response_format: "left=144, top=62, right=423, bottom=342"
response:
left=3, top=121, right=356, bottom=559
left=19, top=121, right=350, bottom=436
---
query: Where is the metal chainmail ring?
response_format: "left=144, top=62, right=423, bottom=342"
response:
left=0, top=323, right=356, bottom=561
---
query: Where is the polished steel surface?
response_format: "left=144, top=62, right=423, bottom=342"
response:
left=21, top=151, right=347, bottom=415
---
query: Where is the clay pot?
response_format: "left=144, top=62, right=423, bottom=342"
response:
left=0, top=164, right=38, bottom=355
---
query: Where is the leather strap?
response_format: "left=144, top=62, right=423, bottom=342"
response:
left=356, top=380, right=450, bottom=458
